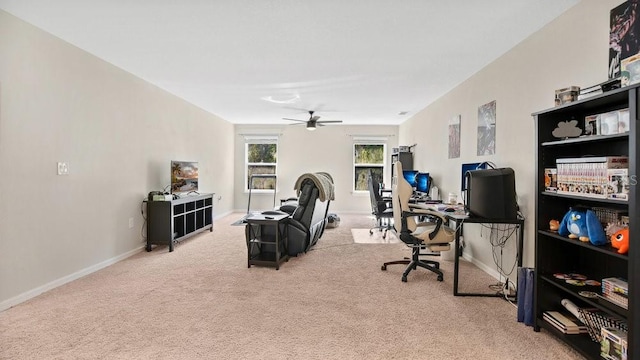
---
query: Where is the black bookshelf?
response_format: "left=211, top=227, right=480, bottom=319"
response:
left=532, top=83, right=639, bottom=359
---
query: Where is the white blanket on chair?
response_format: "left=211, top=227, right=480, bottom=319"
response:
left=294, top=172, right=335, bottom=202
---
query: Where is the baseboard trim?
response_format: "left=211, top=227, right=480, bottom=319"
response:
left=461, top=253, right=515, bottom=289
left=215, top=210, right=233, bottom=219
left=0, top=246, right=144, bottom=312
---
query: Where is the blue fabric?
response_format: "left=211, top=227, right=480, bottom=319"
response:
left=523, top=268, right=535, bottom=326
left=517, top=267, right=535, bottom=327
left=517, top=267, right=527, bottom=323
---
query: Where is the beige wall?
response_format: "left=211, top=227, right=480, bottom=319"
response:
left=234, top=124, right=399, bottom=214
left=0, top=11, right=235, bottom=309
left=399, top=0, right=619, bottom=283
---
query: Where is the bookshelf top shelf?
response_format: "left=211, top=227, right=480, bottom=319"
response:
left=541, top=133, right=629, bottom=147
left=532, top=83, right=639, bottom=117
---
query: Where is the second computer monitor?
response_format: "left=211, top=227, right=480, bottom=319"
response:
left=461, top=162, right=487, bottom=190
left=416, top=172, right=430, bottom=193
left=402, top=170, right=419, bottom=188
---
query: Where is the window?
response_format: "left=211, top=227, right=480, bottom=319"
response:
left=245, top=136, right=278, bottom=191
left=353, top=142, right=386, bottom=191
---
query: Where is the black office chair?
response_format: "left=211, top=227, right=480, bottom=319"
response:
left=381, top=161, right=455, bottom=282
left=368, top=172, right=394, bottom=239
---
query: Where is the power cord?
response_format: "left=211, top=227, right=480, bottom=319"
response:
left=480, top=223, right=519, bottom=303
left=480, top=161, right=497, bottom=169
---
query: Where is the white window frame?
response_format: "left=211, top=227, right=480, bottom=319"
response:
left=244, top=136, right=278, bottom=193
left=353, top=138, right=387, bottom=193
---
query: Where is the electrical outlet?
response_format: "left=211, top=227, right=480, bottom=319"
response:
left=57, top=162, right=69, bottom=175
left=128, top=218, right=134, bottom=229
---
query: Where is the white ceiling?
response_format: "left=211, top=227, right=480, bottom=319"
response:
left=0, top=0, right=580, bottom=125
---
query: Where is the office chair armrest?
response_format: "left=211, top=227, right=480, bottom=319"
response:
left=402, top=209, right=450, bottom=242
left=402, top=208, right=447, bottom=223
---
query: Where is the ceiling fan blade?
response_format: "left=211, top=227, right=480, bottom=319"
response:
left=316, top=120, right=343, bottom=124
left=288, top=122, right=306, bottom=126
left=310, top=115, right=321, bottom=121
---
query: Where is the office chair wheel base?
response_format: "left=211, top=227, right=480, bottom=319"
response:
left=381, top=265, right=387, bottom=271
left=401, top=275, right=407, bottom=282
left=437, top=275, right=443, bottom=282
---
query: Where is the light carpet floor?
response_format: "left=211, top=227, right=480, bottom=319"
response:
left=0, top=213, right=583, bottom=359
left=351, top=228, right=399, bottom=243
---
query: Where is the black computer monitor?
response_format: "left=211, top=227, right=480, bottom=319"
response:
left=416, top=172, right=430, bottom=193
left=465, top=167, right=518, bottom=219
left=402, top=170, right=419, bottom=188
left=461, top=162, right=487, bottom=191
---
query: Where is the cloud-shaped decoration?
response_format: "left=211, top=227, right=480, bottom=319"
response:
left=552, top=120, right=582, bottom=138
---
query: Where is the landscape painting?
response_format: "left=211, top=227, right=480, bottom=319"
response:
left=171, top=161, right=199, bottom=193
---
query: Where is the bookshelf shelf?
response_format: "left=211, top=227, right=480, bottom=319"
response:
left=537, top=230, right=628, bottom=260
left=541, top=133, right=628, bottom=147
left=541, top=191, right=628, bottom=205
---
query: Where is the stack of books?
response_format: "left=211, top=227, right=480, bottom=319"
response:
left=602, top=277, right=629, bottom=309
left=543, top=311, right=588, bottom=334
left=578, top=78, right=622, bottom=100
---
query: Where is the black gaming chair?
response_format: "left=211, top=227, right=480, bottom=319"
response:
left=368, top=172, right=393, bottom=238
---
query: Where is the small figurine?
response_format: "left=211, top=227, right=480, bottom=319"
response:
left=611, top=228, right=629, bottom=254
left=549, top=219, right=559, bottom=232
left=558, top=207, right=607, bottom=246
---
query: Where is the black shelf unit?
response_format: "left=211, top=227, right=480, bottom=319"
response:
left=532, top=84, right=638, bottom=359
left=391, top=150, right=413, bottom=180
left=146, top=193, right=214, bottom=252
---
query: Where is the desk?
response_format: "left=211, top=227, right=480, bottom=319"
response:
left=445, top=213, right=524, bottom=297
left=245, top=213, right=289, bottom=270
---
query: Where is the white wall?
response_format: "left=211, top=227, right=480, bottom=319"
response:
left=399, top=0, right=620, bottom=284
left=234, top=124, right=399, bottom=214
left=0, top=11, right=235, bottom=309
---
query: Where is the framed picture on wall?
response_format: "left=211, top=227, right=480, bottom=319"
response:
left=609, top=0, right=640, bottom=79
left=448, top=115, right=461, bottom=159
left=477, top=100, right=496, bottom=156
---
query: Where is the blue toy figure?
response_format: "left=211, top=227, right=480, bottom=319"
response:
left=558, top=207, right=607, bottom=245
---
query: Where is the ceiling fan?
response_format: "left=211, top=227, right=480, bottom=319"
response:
left=283, top=110, right=343, bottom=131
